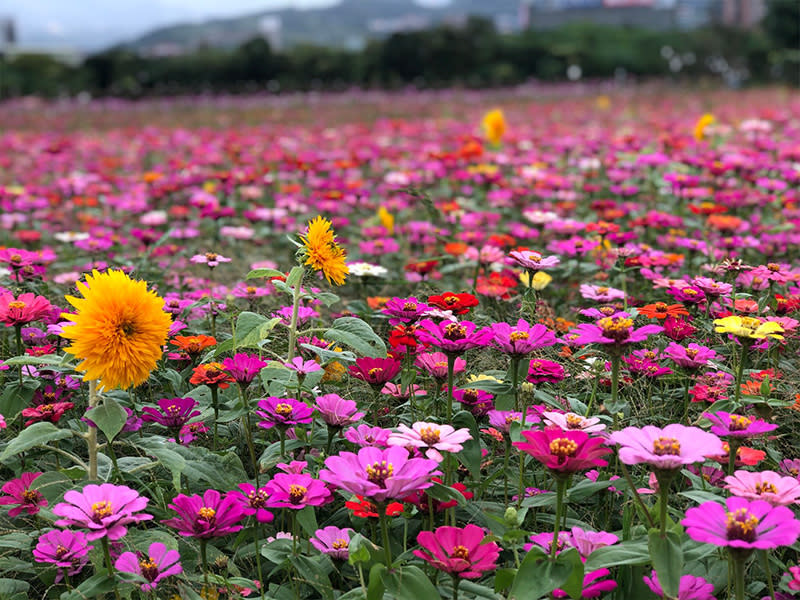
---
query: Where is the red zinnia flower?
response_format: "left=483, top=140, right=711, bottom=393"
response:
left=189, top=362, right=234, bottom=389
left=345, top=495, right=404, bottom=518
left=21, top=402, right=74, bottom=426
left=514, top=429, right=611, bottom=474
left=427, top=292, right=479, bottom=315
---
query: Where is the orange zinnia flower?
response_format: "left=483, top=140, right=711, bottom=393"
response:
left=189, top=362, right=234, bottom=390
left=171, top=335, right=217, bottom=357
left=637, top=302, right=690, bottom=320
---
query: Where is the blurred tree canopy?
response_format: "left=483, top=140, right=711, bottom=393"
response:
left=0, top=5, right=797, bottom=99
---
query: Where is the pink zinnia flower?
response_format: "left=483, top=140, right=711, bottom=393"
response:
left=256, top=397, right=313, bottom=429
left=663, top=342, right=718, bottom=369
left=265, top=473, right=332, bottom=509
left=609, top=424, right=724, bottom=470
left=0, top=472, right=47, bottom=517
left=382, top=297, right=432, bottom=325
left=222, top=353, right=268, bottom=387
left=348, top=357, right=402, bottom=386
left=568, top=527, right=619, bottom=559
left=387, top=421, right=472, bottom=462
left=542, top=411, right=605, bottom=433
left=514, top=429, right=611, bottom=474
left=491, top=319, right=556, bottom=357
left=161, top=489, right=245, bottom=538
left=344, top=424, right=391, bottom=447
left=0, top=292, right=53, bottom=327
left=53, top=484, right=152, bottom=541
left=190, top=252, right=231, bottom=268
left=319, top=446, right=441, bottom=502
left=33, top=529, right=93, bottom=582
left=310, top=526, right=354, bottom=560
left=416, top=352, right=465, bottom=380
left=702, top=412, right=778, bottom=439
left=568, top=315, right=662, bottom=347
left=724, top=470, right=800, bottom=506
left=682, top=497, right=800, bottom=549
left=141, top=397, right=200, bottom=432
left=414, top=524, right=500, bottom=578
left=643, top=570, right=716, bottom=600
left=231, top=483, right=275, bottom=523
left=579, top=284, right=625, bottom=302
left=526, top=358, right=566, bottom=384
left=115, top=542, right=182, bottom=591
left=416, top=319, right=493, bottom=356
left=315, top=394, right=365, bottom=427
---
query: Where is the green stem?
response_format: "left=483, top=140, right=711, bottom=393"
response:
left=378, top=504, right=393, bottom=566
left=279, top=427, right=286, bottom=459
left=511, top=356, right=521, bottom=412
left=761, top=550, right=775, bottom=600
left=239, top=386, right=259, bottom=486
left=610, top=353, right=621, bottom=412
left=503, top=437, right=511, bottom=505
left=551, top=477, right=567, bottom=561
left=325, top=425, right=336, bottom=457
left=732, top=553, right=746, bottom=600
left=733, top=342, right=749, bottom=410
left=658, top=480, right=669, bottom=537
left=210, top=386, right=219, bottom=451
left=200, top=539, right=209, bottom=587
left=451, top=575, right=460, bottom=600
left=727, top=439, right=742, bottom=477
left=101, top=537, right=122, bottom=600
left=618, top=462, right=656, bottom=529
left=87, top=380, right=100, bottom=480
left=446, top=353, right=456, bottom=423
left=286, top=271, right=304, bottom=362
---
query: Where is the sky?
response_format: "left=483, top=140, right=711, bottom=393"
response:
left=1, top=0, right=350, bottom=49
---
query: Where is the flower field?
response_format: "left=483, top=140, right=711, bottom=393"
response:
left=1, top=86, right=800, bottom=600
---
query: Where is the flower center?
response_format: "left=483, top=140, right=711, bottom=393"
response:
left=419, top=426, right=441, bottom=445
left=767, top=263, right=780, bottom=272
left=509, top=330, right=529, bottom=342
left=652, top=437, right=681, bottom=456
left=198, top=507, right=216, bottom=523
left=565, top=414, right=584, bottom=429
left=403, top=302, right=417, bottom=311
left=139, top=557, right=159, bottom=582
left=685, top=348, right=699, bottom=359
left=450, top=545, right=470, bottom=560
left=366, top=461, right=394, bottom=487
left=597, top=287, right=609, bottom=294
left=275, top=403, right=293, bottom=416
left=205, top=252, right=218, bottom=261
left=684, top=289, right=698, bottom=296
left=7, top=301, right=25, bottom=310
left=246, top=286, right=257, bottom=294
left=654, top=302, right=668, bottom=311
left=55, top=544, right=69, bottom=558
left=332, top=538, right=348, bottom=550
left=248, top=489, right=269, bottom=508
left=444, top=323, right=467, bottom=340
left=22, top=489, right=42, bottom=503
left=92, top=500, right=113, bottom=519
left=289, top=484, right=307, bottom=504
left=729, top=415, right=752, bottom=431
left=444, top=295, right=460, bottom=305
left=434, top=361, right=447, bottom=368
left=597, top=317, right=633, bottom=342
left=9, top=253, right=21, bottom=262
left=599, top=306, right=616, bottom=315
left=549, top=437, right=578, bottom=458
left=368, top=367, right=384, bottom=378
left=725, top=508, right=759, bottom=542
left=120, top=320, right=136, bottom=336
left=755, top=482, right=778, bottom=495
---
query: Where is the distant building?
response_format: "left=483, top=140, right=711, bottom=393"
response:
left=0, top=17, right=15, bottom=47
left=721, top=0, right=766, bottom=28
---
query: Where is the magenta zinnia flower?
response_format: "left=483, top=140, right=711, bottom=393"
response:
left=231, top=483, right=275, bottom=523
left=256, top=397, right=313, bottom=429
left=702, top=411, right=778, bottom=439
left=161, top=489, right=245, bottom=539
left=568, top=527, right=619, bottom=559
left=414, top=524, right=500, bottom=578
left=491, top=319, right=556, bottom=357
left=310, top=526, right=354, bottom=560
left=0, top=472, right=47, bottom=517
left=683, top=497, right=800, bottom=550
left=382, top=296, right=432, bottom=325
left=609, top=424, right=724, bottom=470
left=53, top=484, right=152, bottom=541
left=387, top=421, right=472, bottom=462
left=315, top=394, right=365, bottom=427
left=664, top=342, right=718, bottom=369
left=568, top=315, right=662, bottom=347
left=264, top=473, right=332, bottom=509
left=514, top=429, right=611, bottom=474
left=643, top=570, right=716, bottom=600
left=344, top=424, right=391, bottom=447
left=348, top=357, right=402, bottom=386
left=0, top=292, right=53, bottom=326
left=222, top=353, right=268, bottom=387
left=526, top=358, right=566, bottom=384
left=33, top=529, right=93, bottom=582
left=114, top=542, right=182, bottom=591
left=319, top=445, right=441, bottom=502
left=141, top=397, right=200, bottom=431
left=415, top=352, right=465, bottom=380
left=724, top=470, right=800, bottom=506
left=416, top=319, right=493, bottom=356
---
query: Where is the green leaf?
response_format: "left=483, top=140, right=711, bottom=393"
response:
left=246, top=267, right=285, bottom=280
left=567, top=479, right=613, bottom=502
left=324, top=317, right=386, bottom=358
left=494, top=568, right=516, bottom=592
left=289, top=554, right=334, bottom=600
left=648, top=530, right=683, bottom=599
left=453, top=410, right=481, bottom=478
left=381, top=565, right=441, bottom=600
left=296, top=505, right=319, bottom=537
left=3, top=354, right=69, bottom=366
left=0, top=379, right=40, bottom=418
left=59, top=574, right=116, bottom=600
left=0, top=422, right=71, bottom=462
left=0, top=577, right=29, bottom=600
left=316, top=292, right=341, bottom=307
left=138, top=440, right=186, bottom=492
left=510, top=546, right=574, bottom=600
left=286, top=265, right=305, bottom=289
left=556, top=548, right=585, bottom=600
left=86, top=396, right=127, bottom=442
left=347, top=533, right=373, bottom=565
left=299, top=343, right=356, bottom=364
left=218, top=312, right=281, bottom=354
left=584, top=540, right=650, bottom=571
left=366, top=563, right=386, bottom=600
left=426, top=481, right=467, bottom=505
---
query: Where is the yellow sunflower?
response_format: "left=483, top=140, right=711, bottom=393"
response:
left=301, top=216, right=349, bottom=286
left=61, top=269, right=172, bottom=390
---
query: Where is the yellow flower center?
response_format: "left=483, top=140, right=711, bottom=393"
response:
left=767, top=263, right=780, bottom=272
left=403, top=302, right=417, bottom=311
left=366, top=461, right=394, bottom=486
left=289, top=484, right=307, bottom=504
left=275, top=403, right=293, bottom=416
left=198, top=506, right=216, bottom=521
left=419, top=426, right=441, bottom=445
left=755, top=482, right=778, bottom=495
left=509, top=330, right=529, bottom=342
left=55, top=544, right=69, bottom=558
left=248, top=489, right=268, bottom=508
left=246, top=286, right=257, bottom=294
left=725, top=508, right=759, bottom=542
left=450, top=545, right=470, bottom=559
left=652, top=437, right=681, bottom=456
left=597, top=287, right=609, bottom=293
left=205, top=252, right=218, bottom=261
left=435, top=361, right=447, bottom=368
left=332, top=539, right=349, bottom=550
left=549, top=438, right=578, bottom=457
left=565, top=414, right=584, bottom=429
left=686, top=348, right=699, bottom=359
left=684, top=289, right=698, bottom=296
left=729, top=415, right=752, bottom=431
left=92, top=501, right=113, bottom=519
left=654, top=302, right=668, bottom=311
left=7, top=301, right=26, bottom=310
left=368, top=367, right=384, bottom=377
left=139, top=557, right=159, bottom=581
left=444, top=323, right=467, bottom=340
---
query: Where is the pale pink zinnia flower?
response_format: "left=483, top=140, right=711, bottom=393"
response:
left=542, top=411, right=606, bottom=433
left=724, top=470, right=800, bottom=506
left=387, top=422, right=472, bottom=462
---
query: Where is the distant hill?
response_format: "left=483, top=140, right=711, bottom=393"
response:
left=125, top=0, right=522, bottom=53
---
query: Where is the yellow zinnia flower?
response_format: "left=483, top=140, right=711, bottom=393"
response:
left=301, top=216, right=349, bottom=286
left=482, top=109, right=506, bottom=146
left=61, top=269, right=172, bottom=390
left=693, top=113, right=715, bottom=141
left=519, top=271, right=552, bottom=291
left=378, top=207, right=394, bottom=235
left=713, top=316, right=784, bottom=340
